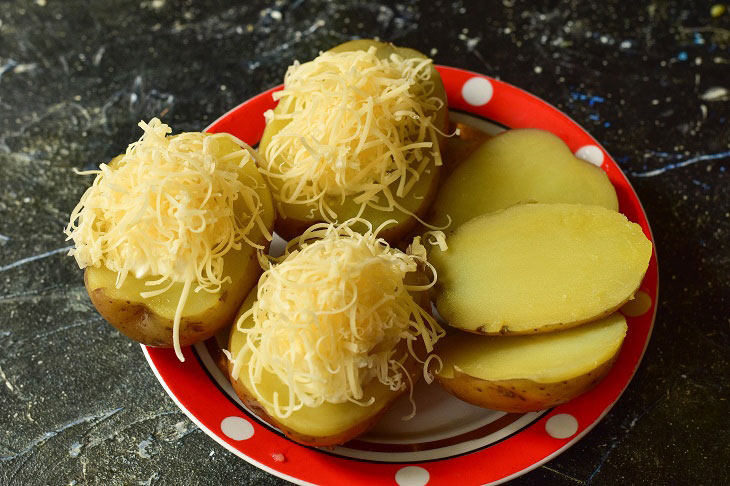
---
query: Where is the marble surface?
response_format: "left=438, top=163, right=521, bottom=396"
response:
left=1, top=0, right=728, bottom=484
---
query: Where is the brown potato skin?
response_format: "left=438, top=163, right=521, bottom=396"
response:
left=436, top=352, right=619, bottom=413
left=86, top=245, right=264, bottom=347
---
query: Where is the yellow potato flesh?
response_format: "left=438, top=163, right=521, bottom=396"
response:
left=436, top=313, right=627, bottom=412
left=430, top=203, right=652, bottom=334
left=438, top=313, right=627, bottom=383
left=85, top=136, right=275, bottom=347
left=430, top=129, right=619, bottom=230
left=259, top=39, right=448, bottom=242
left=228, top=289, right=419, bottom=445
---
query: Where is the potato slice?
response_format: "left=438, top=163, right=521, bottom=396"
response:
left=436, top=313, right=627, bottom=412
left=228, top=289, right=424, bottom=447
left=430, top=129, right=619, bottom=230
left=430, top=203, right=652, bottom=334
left=259, top=39, right=448, bottom=243
left=85, top=136, right=276, bottom=347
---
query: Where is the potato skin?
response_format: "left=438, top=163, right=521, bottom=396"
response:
left=436, top=353, right=619, bottom=413
left=264, top=39, right=449, bottom=244
left=86, top=242, right=265, bottom=347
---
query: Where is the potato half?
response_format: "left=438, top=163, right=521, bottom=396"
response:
left=430, top=203, right=652, bottom=334
left=85, top=136, right=275, bottom=347
left=259, top=39, right=449, bottom=243
left=430, top=129, right=619, bottom=231
left=227, top=288, right=426, bottom=447
left=436, top=313, right=628, bottom=412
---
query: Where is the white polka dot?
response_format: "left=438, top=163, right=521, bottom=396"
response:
left=461, top=77, right=493, bottom=106
left=221, top=416, right=254, bottom=441
left=574, top=145, right=604, bottom=166
left=395, top=466, right=430, bottom=486
left=545, top=413, right=579, bottom=439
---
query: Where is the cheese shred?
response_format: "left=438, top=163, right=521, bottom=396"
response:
left=261, top=47, right=446, bottom=221
left=230, top=219, right=445, bottom=419
left=65, top=118, right=270, bottom=361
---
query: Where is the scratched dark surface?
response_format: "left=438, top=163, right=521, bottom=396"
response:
left=1, top=0, right=729, bottom=485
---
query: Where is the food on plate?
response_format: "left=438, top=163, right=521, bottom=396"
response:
left=66, top=119, right=275, bottom=360
left=441, top=120, right=492, bottom=171
left=429, top=203, right=652, bottom=334
left=435, top=313, right=627, bottom=412
left=429, top=129, right=619, bottom=231
left=227, top=220, right=444, bottom=446
left=258, top=39, right=449, bottom=242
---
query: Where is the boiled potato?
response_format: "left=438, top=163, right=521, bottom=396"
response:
left=436, top=313, right=627, bottom=412
left=259, top=39, right=449, bottom=243
left=86, top=136, right=276, bottom=347
left=430, top=129, right=619, bottom=231
left=228, top=288, right=425, bottom=447
left=430, top=203, right=652, bottom=334
left=442, top=120, right=492, bottom=171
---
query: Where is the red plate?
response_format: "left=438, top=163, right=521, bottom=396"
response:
left=143, top=67, right=658, bottom=486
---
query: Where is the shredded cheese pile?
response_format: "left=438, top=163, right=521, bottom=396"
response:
left=231, top=219, right=444, bottom=419
left=65, top=118, right=271, bottom=361
left=262, top=46, right=445, bottom=220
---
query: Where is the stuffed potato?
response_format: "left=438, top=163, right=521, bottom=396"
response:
left=259, top=39, right=449, bottom=243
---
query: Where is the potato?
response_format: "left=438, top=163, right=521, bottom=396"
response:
left=85, top=136, right=276, bottom=347
left=435, top=313, right=627, bottom=412
left=430, top=203, right=652, bottom=334
left=227, top=288, right=425, bottom=447
left=442, top=120, right=492, bottom=171
left=259, top=39, right=449, bottom=243
left=430, top=129, right=619, bottom=231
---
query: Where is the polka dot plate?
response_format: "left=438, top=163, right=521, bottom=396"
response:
left=143, top=67, right=658, bottom=486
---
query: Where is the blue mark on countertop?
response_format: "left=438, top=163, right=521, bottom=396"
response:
left=571, top=92, right=605, bottom=106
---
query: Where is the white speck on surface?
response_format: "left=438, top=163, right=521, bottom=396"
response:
left=395, top=466, right=430, bottom=486
left=68, top=441, right=82, bottom=457
left=137, top=437, right=153, bottom=458
left=700, top=86, right=729, bottom=101
left=534, top=66, right=543, bottom=73
left=620, top=40, right=632, bottom=49
left=465, top=36, right=481, bottom=51
left=270, top=9, right=282, bottom=20
left=35, top=0, right=47, bottom=6
left=545, top=413, right=579, bottom=439
left=430, top=48, right=438, bottom=56
left=150, top=0, right=165, bottom=9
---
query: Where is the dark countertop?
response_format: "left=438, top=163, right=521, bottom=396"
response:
left=1, top=0, right=728, bottom=484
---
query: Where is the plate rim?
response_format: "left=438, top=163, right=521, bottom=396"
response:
left=143, top=65, right=659, bottom=486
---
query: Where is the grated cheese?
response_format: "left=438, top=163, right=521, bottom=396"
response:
left=230, top=219, right=444, bottom=419
left=261, top=46, right=445, bottom=221
left=65, top=118, right=271, bottom=361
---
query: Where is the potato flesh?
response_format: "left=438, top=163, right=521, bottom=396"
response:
left=228, top=290, right=412, bottom=441
left=438, top=313, right=627, bottom=383
left=430, top=129, right=619, bottom=230
left=430, top=203, right=652, bottom=334
left=259, top=39, right=448, bottom=242
left=85, top=135, right=275, bottom=346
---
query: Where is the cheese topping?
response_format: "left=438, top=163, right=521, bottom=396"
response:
left=65, top=118, right=271, bottom=361
left=261, top=46, right=445, bottom=221
left=230, top=219, right=444, bottom=419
